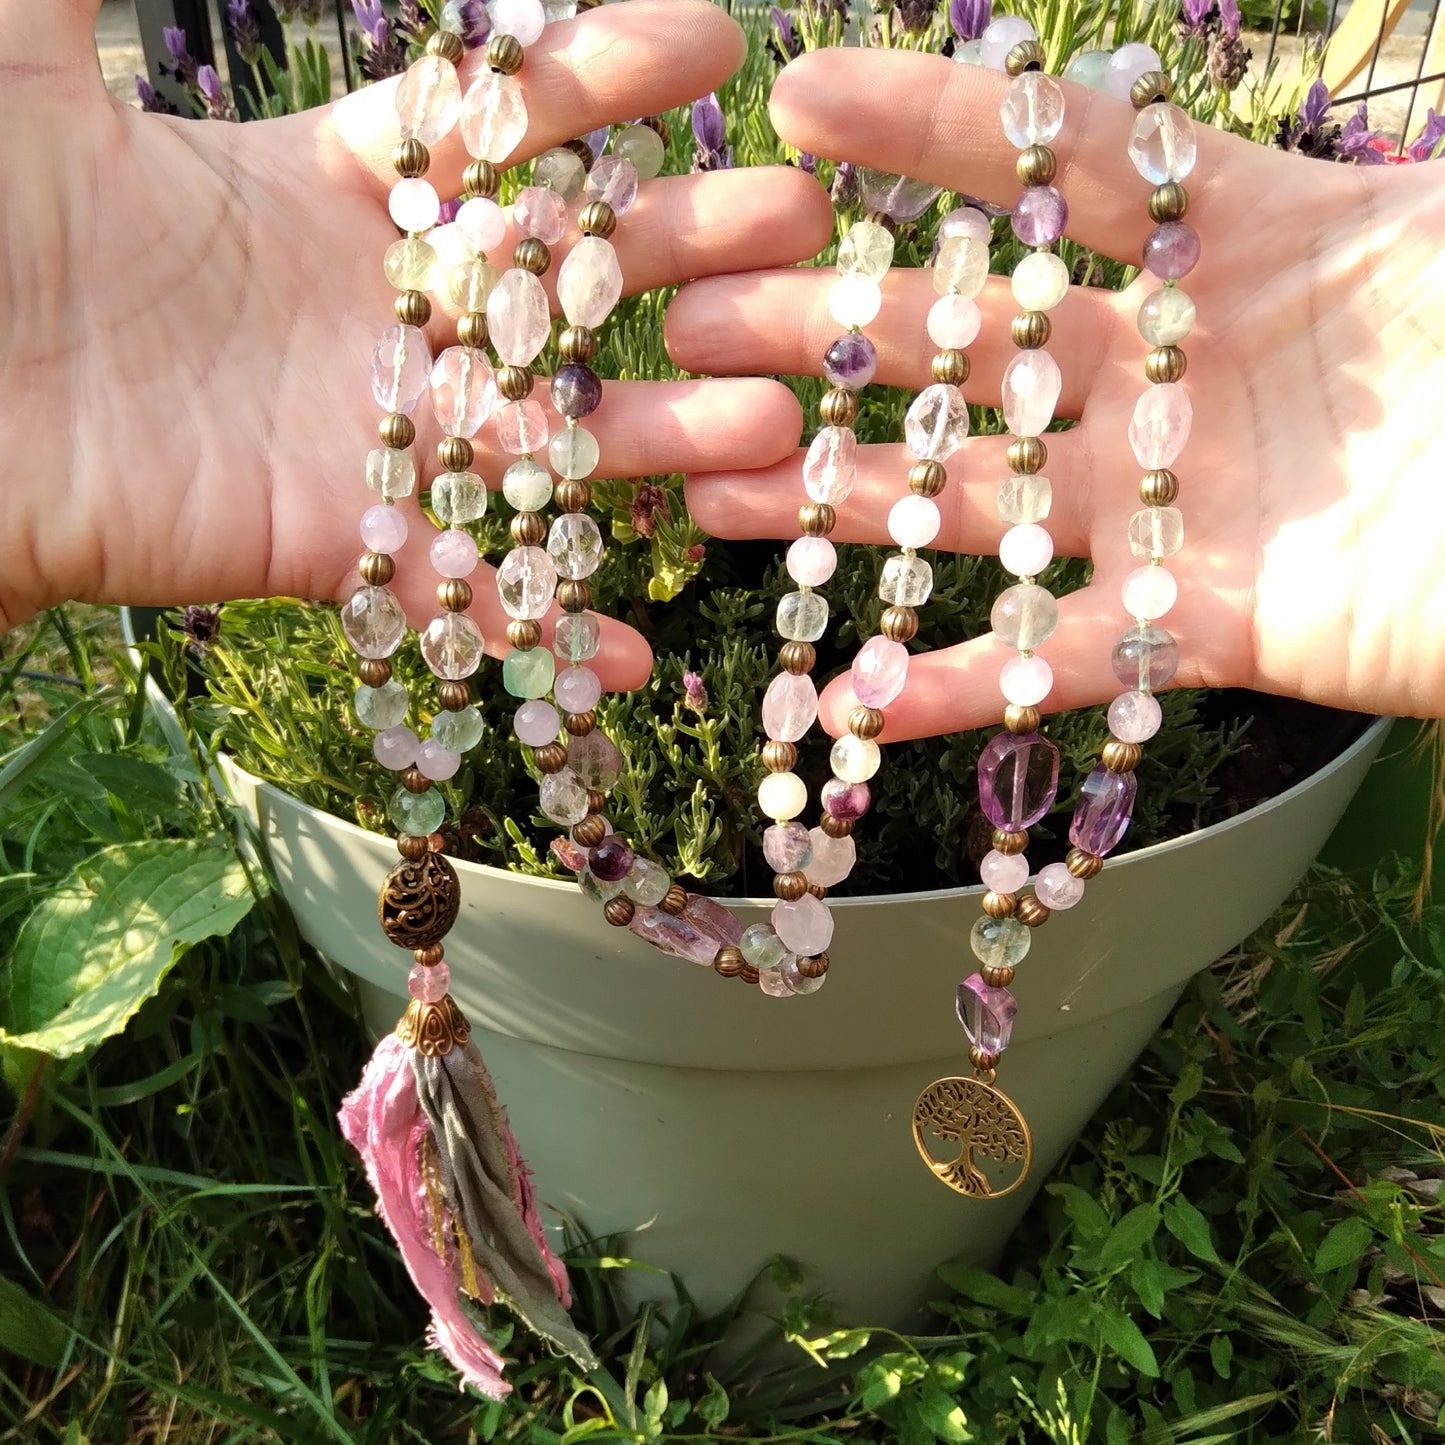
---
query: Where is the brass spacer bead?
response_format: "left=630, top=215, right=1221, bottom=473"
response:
left=572, top=814, right=607, bottom=847
left=820, top=814, right=853, bottom=839
left=358, top=657, right=392, bottom=687
left=714, top=945, right=744, bottom=977
left=981, top=963, right=1015, bottom=988
left=1145, top=346, right=1187, bottom=384
left=780, top=641, right=815, bottom=675
left=565, top=709, right=596, bottom=736
left=1016, top=895, right=1052, bottom=928
left=585, top=789, right=607, bottom=815
left=850, top=705, right=886, bottom=740
left=559, top=326, right=596, bottom=363
left=438, top=680, right=471, bottom=711
left=1007, top=437, right=1047, bottom=474
left=1149, top=181, right=1189, bottom=223
left=969, top=1045, right=1001, bottom=1071
left=932, top=349, right=969, bottom=385
left=392, top=137, right=430, bottom=178
left=880, top=605, right=919, bottom=643
left=507, top=618, right=542, bottom=651
left=1131, top=69, right=1173, bottom=109
left=555, top=479, right=591, bottom=513
left=1016, top=144, right=1057, bottom=188
left=909, top=460, right=946, bottom=498
left=359, top=551, right=395, bottom=586
left=463, top=160, right=499, bottom=199
left=819, top=388, right=859, bottom=427
left=414, top=942, right=447, bottom=967
left=438, top=578, right=472, bottom=613
left=438, top=436, right=473, bottom=472
left=661, top=883, right=687, bottom=916
left=510, top=512, right=547, bottom=547
left=457, top=311, right=488, bottom=349
left=739, top=963, right=761, bottom=985
left=497, top=365, right=534, bottom=401
left=533, top=741, right=569, bottom=773
left=563, top=137, right=595, bottom=168
left=397, top=833, right=429, bottom=861
left=774, top=871, right=808, bottom=901
left=1140, top=469, right=1180, bottom=506
left=863, top=209, right=897, bottom=233
left=514, top=238, right=550, bottom=275
left=799, top=503, right=835, bottom=536
left=798, top=953, right=829, bottom=979
left=604, top=896, right=636, bottom=927
left=402, top=767, right=431, bottom=795
left=1102, top=739, right=1142, bottom=774
left=426, top=27, right=465, bottom=62
left=992, top=827, right=1029, bottom=855
left=486, top=32, right=523, bottom=74
left=1005, top=37, right=1045, bottom=75
left=379, top=412, right=415, bottom=450
left=763, top=739, right=798, bottom=773
left=808, top=883, right=828, bottom=900
left=557, top=580, right=592, bottom=613
left=982, top=890, right=1018, bottom=919
left=1012, top=311, right=1052, bottom=350
left=579, top=201, right=617, bottom=238
left=1066, top=846, right=1104, bottom=880
left=642, top=114, right=671, bottom=144
left=1004, top=704, right=1041, bottom=734
left=396, top=289, right=431, bottom=326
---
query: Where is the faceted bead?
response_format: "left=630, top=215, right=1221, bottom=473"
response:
left=584, top=156, right=639, bottom=216
left=580, top=866, right=624, bottom=904
left=991, top=583, right=1058, bottom=650
left=1129, top=382, right=1192, bottom=468
left=763, top=821, right=813, bottom=873
left=550, top=364, right=603, bottom=420
left=777, top=590, right=829, bottom=642
left=613, top=122, right=666, bottom=180
left=786, top=536, right=837, bottom=587
left=384, top=237, right=438, bottom=291
left=829, top=274, right=882, bottom=329
left=879, top=554, right=933, bottom=606
left=514, top=185, right=567, bottom=243
left=431, top=346, right=498, bottom=437
left=371, top=325, right=431, bottom=413
left=851, top=635, right=909, bottom=708
left=969, top=914, right=1031, bottom=969
left=978, top=730, right=1059, bottom=829
left=421, top=612, right=484, bottom=679
left=821, top=777, right=870, bottom=820
left=456, top=196, right=507, bottom=255
left=497, top=545, right=557, bottom=619
left=1001, top=653, right=1053, bottom=706
left=980, top=847, right=1029, bottom=893
left=803, top=425, right=857, bottom=505
left=1121, top=565, right=1178, bottom=619
left=431, top=471, right=488, bottom=525
left=1104, top=42, right=1162, bottom=100
left=548, top=425, right=600, bottom=480
left=389, top=177, right=441, bottom=233
left=1128, top=505, right=1184, bottom=559
left=940, top=205, right=992, bottom=243
left=503, top=645, right=555, bottom=698
left=782, top=956, right=826, bottom=995
left=889, top=494, right=941, bottom=549
left=367, top=447, right=417, bottom=501
left=980, top=14, right=1035, bottom=69
left=342, top=586, right=406, bottom=659
left=432, top=704, right=485, bottom=753
left=999, top=522, right=1054, bottom=579
left=1001, top=71, right=1065, bottom=147
left=997, top=474, right=1052, bottom=524
left=1112, top=625, right=1179, bottom=691
left=356, top=680, right=409, bottom=730
left=416, top=739, right=461, bottom=781
left=837, top=219, right=895, bottom=280
left=1138, top=287, right=1196, bottom=347
left=374, top=725, right=418, bottom=771
left=1143, top=222, right=1201, bottom=280
left=514, top=699, right=560, bottom=746
left=495, top=399, right=549, bottom=454
left=502, top=458, right=552, bottom=512
left=624, top=858, right=671, bottom=906
left=590, top=836, right=634, bottom=882
left=547, top=512, right=603, bottom=579
left=389, top=785, right=446, bottom=835
left=629, top=907, right=716, bottom=967
left=740, top=922, right=787, bottom=970
left=1011, top=185, right=1069, bottom=247
left=431, top=527, right=479, bottom=578
left=856, top=167, right=942, bottom=222
left=956, top=973, right=1018, bottom=1053
left=568, top=730, right=622, bottom=789
left=447, top=258, right=500, bottom=312
left=540, top=767, right=589, bottom=826
left=409, top=961, right=451, bottom=1003
left=1108, top=690, right=1163, bottom=743
left=905, top=383, right=969, bottom=462
left=397, top=55, right=463, bottom=145
left=1064, top=48, right=1112, bottom=89
left=1129, top=102, right=1196, bottom=184
left=1070, top=766, right=1137, bottom=856
left=934, top=236, right=988, bottom=298
left=822, top=332, right=877, bottom=391
left=772, top=893, right=833, bottom=955
left=557, top=235, right=623, bottom=328
left=488, top=0, right=545, bottom=43
left=762, top=670, right=819, bottom=742
left=555, top=665, right=602, bottom=714
left=806, top=826, right=856, bottom=887
left=758, top=963, right=798, bottom=996
left=1002, top=349, right=1062, bottom=437
left=1037, top=861, right=1086, bottom=910
left=360, top=504, right=408, bottom=554
left=830, top=733, right=880, bottom=783
left=758, top=770, right=807, bottom=821
left=533, top=146, right=587, bottom=201
left=1011, top=250, right=1070, bottom=311
left=927, top=293, right=982, bottom=350
left=487, top=268, right=551, bottom=366
left=554, top=610, right=600, bottom=663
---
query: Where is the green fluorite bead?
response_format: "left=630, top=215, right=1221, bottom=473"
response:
left=503, top=646, right=555, bottom=699
left=388, top=786, right=445, bottom=835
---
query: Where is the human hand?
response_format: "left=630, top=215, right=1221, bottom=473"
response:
left=668, top=46, right=1445, bottom=734
left=0, top=0, right=831, bottom=690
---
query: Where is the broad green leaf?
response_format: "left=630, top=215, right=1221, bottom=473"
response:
left=1098, top=1305, right=1159, bottom=1377
left=1314, top=1216, right=1371, bottom=1273
left=1209, top=1332, right=1234, bottom=1379
left=1050, top=1182, right=1110, bottom=1240
left=71, top=752, right=185, bottom=812
left=696, top=1375, right=729, bottom=1428
left=1129, top=1257, right=1166, bottom=1319
left=936, top=1262, right=1035, bottom=1315
left=0, top=693, right=108, bottom=812
left=0, top=839, right=253, bottom=1058
left=1098, top=1204, right=1161, bottom=1267
left=0, top=1275, right=70, bottom=1366
left=1162, top=1197, right=1222, bottom=1265
left=917, top=1383, right=971, bottom=1442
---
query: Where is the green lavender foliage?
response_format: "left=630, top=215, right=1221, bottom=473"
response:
left=209, top=0, right=1252, bottom=893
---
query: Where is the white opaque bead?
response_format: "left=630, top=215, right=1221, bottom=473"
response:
left=787, top=536, right=837, bottom=587
left=905, top=383, right=969, bottom=462
left=999, top=522, right=1054, bottom=578
left=1010, top=250, right=1070, bottom=311
left=388, top=177, right=441, bottom=233
left=1137, top=288, right=1196, bottom=346
left=879, top=554, right=933, bottom=606
left=888, top=494, right=941, bottom=549
left=1000, top=652, right=1053, bottom=706
left=456, top=197, right=507, bottom=254
left=997, top=474, right=1051, bottom=524
left=927, top=294, right=982, bottom=350
left=1129, top=382, right=1193, bottom=469
left=1002, top=349, right=1062, bottom=437
left=397, top=55, right=463, bottom=145
left=758, top=770, right=808, bottom=822
left=1001, top=71, right=1065, bottom=148
left=1104, top=42, right=1162, bottom=100
left=803, top=426, right=857, bottom=505
left=1128, top=505, right=1184, bottom=558
left=502, top=458, right=552, bottom=511
left=1036, top=860, right=1086, bottom=909
left=430, top=346, right=498, bottom=438
left=829, top=273, right=882, bottom=328
left=1121, top=564, right=1178, bottom=619
left=934, top=236, right=989, bottom=298
left=1129, top=103, right=1197, bottom=184
left=777, top=590, right=829, bottom=642
left=1108, top=690, right=1164, bottom=742
left=980, top=848, right=1030, bottom=893
left=487, top=268, right=551, bottom=366
left=837, top=219, right=895, bottom=280
left=830, top=734, right=881, bottom=783
left=488, top=0, right=545, bottom=44
left=460, top=70, right=528, bottom=161
left=431, top=528, right=479, bottom=578
left=557, top=235, right=623, bottom=328
left=549, top=425, right=600, bottom=480
left=980, top=14, right=1035, bottom=69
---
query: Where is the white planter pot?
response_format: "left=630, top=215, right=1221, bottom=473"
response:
left=220, top=717, right=1387, bottom=1327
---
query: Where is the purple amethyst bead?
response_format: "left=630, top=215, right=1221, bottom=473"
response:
left=589, top=836, right=635, bottom=882
left=956, top=973, right=1018, bottom=1054
left=822, top=332, right=878, bottom=392
left=1069, top=766, right=1137, bottom=856
left=1142, top=222, right=1201, bottom=280
left=978, top=730, right=1060, bottom=830
left=1010, top=185, right=1069, bottom=247
left=821, top=777, right=871, bottom=821
left=550, top=363, right=603, bottom=420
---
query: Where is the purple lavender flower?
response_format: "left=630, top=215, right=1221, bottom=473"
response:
left=397, top=0, right=429, bottom=42
left=351, top=0, right=387, bottom=44
left=1407, top=108, right=1445, bottom=162
left=949, top=0, right=989, bottom=41
left=161, top=25, right=199, bottom=86
left=1277, top=79, right=1342, bottom=159
left=896, top=0, right=937, bottom=32
left=1300, top=78, right=1330, bottom=130
left=796, top=150, right=817, bottom=175
left=681, top=670, right=708, bottom=716
left=1218, top=0, right=1241, bottom=39
left=1338, top=103, right=1386, bottom=164
left=196, top=64, right=238, bottom=121
left=180, top=604, right=223, bottom=656
left=134, top=76, right=175, bottom=114
left=691, top=93, right=734, bottom=172
left=1179, top=0, right=1211, bottom=35
left=1208, top=31, right=1250, bottom=90
left=226, top=0, right=263, bottom=65
left=353, top=0, right=406, bottom=78
left=771, top=5, right=802, bottom=60
left=831, top=159, right=857, bottom=207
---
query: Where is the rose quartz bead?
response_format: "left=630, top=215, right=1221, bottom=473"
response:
left=585, top=156, right=639, bottom=216
left=430, top=528, right=479, bottom=578
left=980, top=14, right=1035, bottom=68
left=851, top=635, right=909, bottom=708
left=489, top=0, right=546, bottom=43
left=397, top=55, right=462, bottom=146
left=370, top=325, right=431, bottom=413
left=409, top=961, right=451, bottom=1002
left=803, top=426, right=857, bottom=505
left=999, top=523, right=1054, bottom=579
left=1120, top=565, right=1178, bottom=619
left=771, top=893, right=834, bottom=955
left=1002, top=349, right=1062, bottom=437
left=939, top=205, right=992, bottom=245
left=1108, top=689, right=1163, bottom=742
left=1105, top=42, right=1162, bottom=100
left=460, top=71, right=528, bottom=162
left=514, top=699, right=560, bottom=746
left=1001, top=653, right=1053, bottom=707
left=888, top=495, right=941, bottom=549
left=555, top=665, right=602, bottom=714
left=360, top=504, right=408, bottom=554
left=1129, top=382, right=1192, bottom=469
left=980, top=847, right=1030, bottom=893
left=557, top=236, right=623, bottom=329
left=514, top=185, right=567, bottom=244
left=430, top=346, right=497, bottom=438
left=416, top=738, right=461, bottom=781
left=927, top=294, right=982, bottom=350
left=762, top=671, right=818, bottom=743
left=488, top=268, right=551, bottom=366
left=374, top=725, right=418, bottom=771
left=456, top=196, right=507, bottom=254
left=389, top=178, right=441, bottom=233
left=1036, top=861, right=1086, bottom=910
left=495, top=399, right=549, bottom=454
left=787, top=536, right=837, bottom=587
left=805, top=826, right=856, bottom=887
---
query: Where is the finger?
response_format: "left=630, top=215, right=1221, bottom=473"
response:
left=768, top=47, right=1302, bottom=262
left=667, top=266, right=1122, bottom=413
left=686, top=431, right=1094, bottom=558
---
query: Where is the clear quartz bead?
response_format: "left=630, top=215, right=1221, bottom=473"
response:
left=1128, top=103, right=1197, bottom=184
left=762, top=671, right=819, bottom=743
left=803, top=426, right=857, bottom=505
left=431, top=470, right=487, bottom=524
left=384, top=237, right=438, bottom=291
left=397, top=55, right=462, bottom=145
left=370, top=325, right=431, bottom=413
left=1137, top=288, right=1196, bottom=346
left=991, top=582, right=1058, bottom=649
left=1128, top=505, right=1184, bottom=558
left=430, top=347, right=497, bottom=437
left=585, top=156, right=639, bottom=215
left=879, top=554, right=933, bottom=606
left=421, top=612, right=484, bottom=680
left=549, top=425, right=600, bottom=480
left=502, top=459, right=552, bottom=511
left=367, top=447, right=416, bottom=500
left=534, top=147, right=587, bottom=201
left=460, top=70, right=528, bottom=162
left=1002, top=350, right=1062, bottom=437
left=1000, top=71, right=1065, bottom=147
left=1011, top=251, right=1070, bottom=311
left=933, top=236, right=988, bottom=298
left=388, top=178, right=440, bottom=232
left=432, top=705, right=484, bottom=753
left=487, top=268, right=551, bottom=366
left=355, top=680, right=408, bottom=729
left=555, top=610, right=600, bottom=663
left=557, top=236, right=623, bottom=328
left=547, top=513, right=604, bottom=579
left=342, top=586, right=406, bottom=660
left=540, top=768, right=589, bottom=826
left=905, top=383, right=969, bottom=461
left=497, top=546, right=557, bottom=619
left=837, top=219, right=895, bottom=280
left=998, top=473, right=1051, bottom=524
left=777, top=590, right=828, bottom=642
left=831, top=734, right=880, bottom=783
left=495, top=399, right=549, bottom=455
left=613, top=122, right=666, bottom=180
left=1129, top=382, right=1192, bottom=469
left=568, top=730, right=621, bottom=789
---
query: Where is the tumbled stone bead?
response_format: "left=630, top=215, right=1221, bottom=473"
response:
left=1108, top=690, right=1163, bottom=743
left=431, top=528, right=479, bottom=578
left=857, top=167, right=942, bottom=221
left=409, top=960, right=451, bottom=1002
left=384, top=237, right=438, bottom=292
left=497, top=545, right=557, bottom=619
left=1128, top=505, right=1184, bottom=558
left=549, top=425, right=600, bottom=481
left=978, top=729, right=1058, bottom=829
left=1002, top=349, right=1062, bottom=437
left=540, top=767, right=590, bottom=826
left=957, top=972, right=1018, bottom=1053
left=762, top=671, right=819, bottom=743
left=806, top=826, right=856, bottom=887
left=991, top=583, right=1058, bottom=650
left=514, top=185, right=567, bottom=243
left=495, top=399, right=549, bottom=455
left=940, top=205, right=992, bottom=243
left=568, top=729, right=622, bottom=789
left=624, top=858, right=671, bottom=906
left=1129, top=382, right=1192, bottom=468
left=934, top=236, right=989, bottom=298
left=432, top=704, right=484, bottom=753
left=821, top=777, right=870, bottom=820
left=1001, top=653, right=1053, bottom=706
left=782, top=956, right=826, bottom=995
left=905, top=383, right=969, bottom=462
left=501, top=458, right=551, bottom=511
left=555, top=665, right=602, bottom=714
left=1111, top=624, right=1179, bottom=691
left=980, top=847, right=1029, bottom=893
left=764, top=821, right=813, bottom=873
left=503, top=645, right=554, bottom=698
left=777, top=590, right=828, bottom=642
left=851, top=635, right=909, bottom=708
left=1138, top=287, right=1196, bottom=346
left=980, top=13, right=1035, bottom=68
left=397, top=54, right=462, bottom=144
left=360, top=503, right=408, bottom=554
left=374, top=724, right=418, bottom=771
left=342, top=585, right=406, bottom=659
left=888, top=494, right=940, bottom=549
left=1143, top=222, right=1201, bottom=280
left=822, top=332, right=877, bottom=391
left=613, top=122, right=666, bottom=180
left=460, top=69, right=528, bottom=161
left=879, top=553, right=933, bottom=606
left=837, top=219, right=895, bottom=280
left=830, top=733, right=880, bottom=783
left=584, top=156, right=639, bottom=216
left=490, top=0, right=545, bottom=42
left=534, top=146, right=587, bottom=201
left=389, top=785, right=445, bottom=835
left=1121, top=565, right=1178, bottom=620
left=590, top=835, right=635, bottom=882
left=416, top=738, right=461, bottom=781
left=829, top=274, right=882, bottom=329
left=514, top=698, right=560, bottom=746
left=421, top=612, right=485, bottom=680
left=969, top=915, right=1031, bottom=969
left=558, top=235, right=623, bottom=328
left=630, top=906, right=716, bottom=966
left=367, top=447, right=417, bottom=501
left=1001, top=71, right=1064, bottom=147
left=356, top=680, right=409, bottom=730
left=448, top=259, right=500, bottom=313
left=787, top=536, right=837, bottom=587
left=547, top=512, right=603, bottom=580
left=555, top=610, right=601, bottom=663
left=371, top=325, right=431, bottom=413
left=740, top=922, right=787, bottom=970
left=803, top=425, right=857, bottom=505
left=1129, top=103, right=1196, bottom=184
left=580, top=865, right=624, bottom=903
left=1064, top=48, right=1111, bottom=89
left=487, top=268, right=550, bottom=366
left=997, top=474, right=1052, bottom=524
left=927, top=294, right=982, bottom=349
left=1070, top=766, right=1137, bottom=856
left=1037, top=860, right=1086, bottom=910
left=1011, top=250, right=1070, bottom=312
left=1104, top=41, right=1161, bottom=100
left=1011, top=185, right=1069, bottom=247
left=758, top=770, right=807, bottom=821
left=551, top=364, right=603, bottom=420
left=456, top=197, right=507, bottom=255
left=999, top=522, right=1054, bottom=579
left=772, top=893, right=833, bottom=955
left=431, top=470, right=488, bottom=524
left=389, top=177, right=441, bottom=233
left=431, top=346, right=498, bottom=438
left=684, top=892, right=745, bottom=949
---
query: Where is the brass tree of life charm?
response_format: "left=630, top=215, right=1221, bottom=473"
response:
left=912, top=1075, right=1033, bottom=1198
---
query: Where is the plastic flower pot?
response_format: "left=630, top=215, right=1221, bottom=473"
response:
left=218, top=715, right=1389, bottom=1327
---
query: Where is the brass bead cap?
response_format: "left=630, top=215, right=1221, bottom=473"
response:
left=798, top=953, right=829, bottom=979
left=1145, top=347, right=1187, bottom=384
left=414, top=942, right=447, bottom=967
left=992, top=827, right=1028, bottom=855
left=1066, top=846, right=1104, bottom=880
left=437, top=436, right=473, bottom=472
left=799, top=503, right=836, bottom=536
left=438, top=579, right=472, bottom=613
left=1016, top=895, right=1052, bottom=928
left=514, top=238, right=550, bottom=275
left=564, top=709, right=597, bottom=736
left=560, top=326, right=596, bottom=363
left=604, top=896, right=636, bottom=927
left=563, top=137, right=595, bottom=169
left=359, top=551, right=395, bottom=586
left=379, top=412, right=415, bottom=450
left=780, top=641, right=815, bottom=675
left=862, top=209, right=897, bottom=233
left=763, top=740, right=798, bottom=773
left=849, top=705, right=886, bottom=740
left=557, top=580, right=592, bottom=613
left=969, top=1045, right=1002, bottom=1071
left=358, top=657, right=392, bottom=688
left=437, top=680, right=471, bottom=711
left=808, top=883, right=828, bottom=900
left=393, top=138, right=430, bottom=178
left=714, top=945, right=744, bottom=977
left=909, top=460, right=946, bottom=498
left=980, top=963, right=1015, bottom=988
left=820, top=388, right=860, bottom=427
left=463, top=160, right=499, bottom=199
left=533, top=741, right=569, bottom=773
left=1016, top=144, right=1057, bottom=188
left=932, top=349, right=970, bottom=385
left=585, top=789, right=607, bottom=815
left=880, top=605, right=919, bottom=642
left=661, top=883, right=688, bottom=916
left=982, top=890, right=1018, bottom=919
left=1007, top=437, right=1047, bottom=474
left=1149, top=181, right=1189, bottom=223
left=1004, top=704, right=1041, bottom=734
left=1102, top=739, right=1142, bottom=774
left=497, top=365, right=534, bottom=401
left=1005, top=38, right=1045, bottom=75
left=510, top=512, right=547, bottom=547
left=555, top=479, right=591, bottom=513
left=774, top=871, right=808, bottom=901
left=572, top=814, right=607, bottom=848
left=486, top=32, right=523, bottom=74
left=402, top=767, right=431, bottom=795
left=395, top=290, right=431, bottom=326
left=1130, top=70, right=1173, bottom=109
left=397, top=834, right=429, bottom=861
left=1011, top=311, right=1052, bottom=350
left=1140, top=469, right=1180, bottom=506
left=579, top=200, right=617, bottom=238
left=739, top=963, right=761, bottom=985
left=426, top=28, right=465, bottom=63
left=456, top=312, right=488, bottom=349
left=819, top=814, right=853, bottom=839
left=507, top=618, right=542, bottom=651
